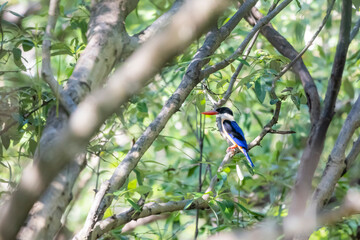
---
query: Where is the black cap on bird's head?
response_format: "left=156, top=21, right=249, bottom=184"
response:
left=201, top=107, right=233, bottom=116
left=215, top=107, right=233, bottom=116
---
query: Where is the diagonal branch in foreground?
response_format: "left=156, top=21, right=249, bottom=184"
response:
left=15, top=0, right=140, bottom=239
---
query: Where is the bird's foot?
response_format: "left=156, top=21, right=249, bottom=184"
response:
left=226, top=145, right=237, bottom=153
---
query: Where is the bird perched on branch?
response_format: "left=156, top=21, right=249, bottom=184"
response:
left=201, top=107, right=254, bottom=168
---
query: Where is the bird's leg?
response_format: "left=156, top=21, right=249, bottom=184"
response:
left=226, top=144, right=238, bottom=153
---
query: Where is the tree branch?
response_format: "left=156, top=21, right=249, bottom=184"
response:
left=246, top=7, right=320, bottom=125
left=311, top=95, right=360, bottom=211
left=344, top=136, right=360, bottom=173
left=41, top=0, right=76, bottom=114
left=287, top=0, right=352, bottom=229
left=90, top=198, right=209, bottom=239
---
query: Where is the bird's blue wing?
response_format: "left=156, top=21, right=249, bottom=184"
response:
left=223, top=120, right=254, bottom=167
left=229, top=121, right=248, bottom=150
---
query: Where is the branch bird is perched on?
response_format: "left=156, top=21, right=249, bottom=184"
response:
left=202, top=107, right=254, bottom=168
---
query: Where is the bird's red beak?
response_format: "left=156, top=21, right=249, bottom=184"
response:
left=201, top=110, right=218, bottom=115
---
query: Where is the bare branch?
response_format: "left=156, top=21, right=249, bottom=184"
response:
left=268, top=129, right=296, bottom=134
left=90, top=198, right=209, bottom=239
left=121, top=215, right=169, bottom=233
left=17, top=154, right=86, bottom=240
left=344, top=136, right=360, bottom=173
left=41, top=0, right=76, bottom=114
left=134, top=0, right=185, bottom=44
left=248, top=101, right=282, bottom=149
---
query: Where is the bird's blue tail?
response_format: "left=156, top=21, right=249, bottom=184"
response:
left=240, top=148, right=254, bottom=168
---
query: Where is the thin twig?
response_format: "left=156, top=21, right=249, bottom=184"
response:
left=215, top=28, right=260, bottom=108
left=270, top=0, right=335, bottom=85
left=41, top=0, right=76, bottom=114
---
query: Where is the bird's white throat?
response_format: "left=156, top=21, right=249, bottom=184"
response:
left=216, top=113, right=234, bottom=121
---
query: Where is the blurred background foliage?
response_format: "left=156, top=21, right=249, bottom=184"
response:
left=0, top=0, right=360, bottom=239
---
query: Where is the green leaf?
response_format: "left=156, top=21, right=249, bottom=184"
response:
left=12, top=48, right=26, bottom=70
left=294, top=22, right=305, bottom=43
left=51, top=50, right=73, bottom=57
left=230, top=64, right=235, bottom=73
left=238, top=58, right=250, bottom=66
left=133, top=168, right=143, bottom=185
left=235, top=202, right=251, bottom=215
left=215, top=172, right=228, bottom=191
left=196, top=93, right=205, bottom=113
left=213, top=71, right=222, bottom=79
left=1, top=135, right=10, bottom=150
left=126, top=198, right=141, bottom=212
left=0, top=49, right=7, bottom=60
left=187, top=165, right=197, bottom=177
left=254, top=80, right=266, bottom=103
left=136, top=102, right=148, bottom=113
left=12, top=47, right=21, bottom=61
left=22, top=40, right=34, bottom=52
left=291, top=95, right=300, bottom=110
left=0, top=2, right=8, bottom=13
left=184, top=199, right=194, bottom=210
left=217, top=200, right=234, bottom=220
left=127, top=178, right=137, bottom=190
left=8, top=10, right=24, bottom=18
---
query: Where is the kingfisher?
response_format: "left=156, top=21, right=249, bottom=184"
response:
left=201, top=107, right=254, bottom=168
